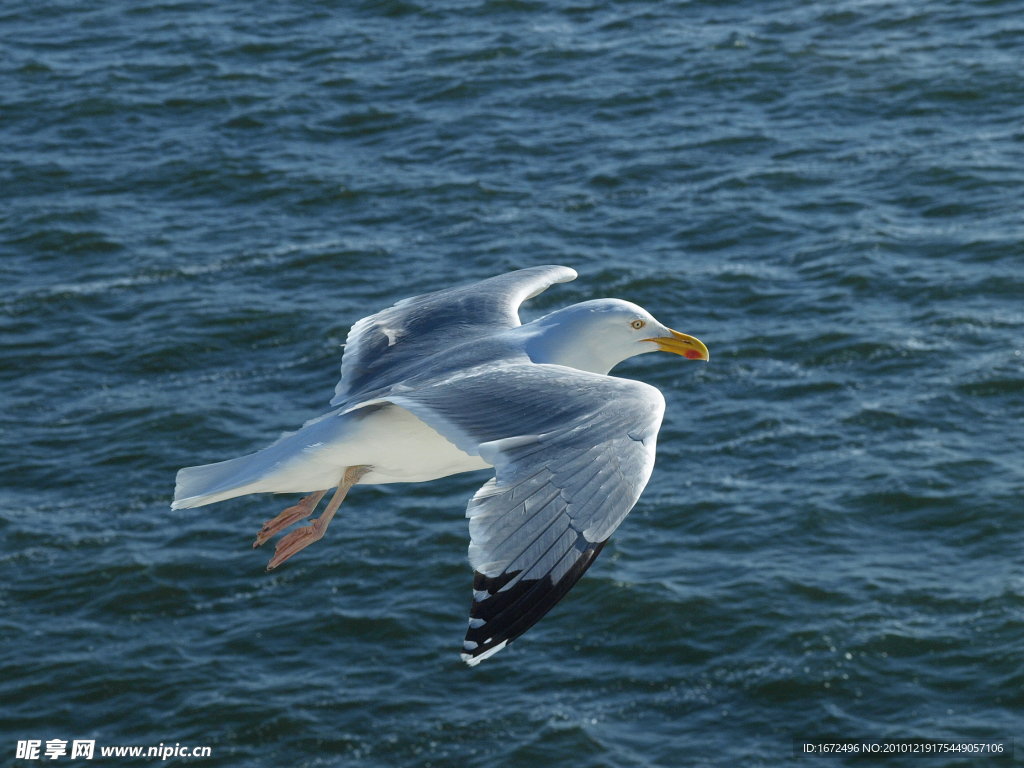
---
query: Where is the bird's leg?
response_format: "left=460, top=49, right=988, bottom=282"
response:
left=266, top=465, right=370, bottom=571
left=253, top=490, right=328, bottom=549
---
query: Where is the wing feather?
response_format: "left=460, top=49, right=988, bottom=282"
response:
left=331, top=266, right=575, bottom=406
left=386, top=363, right=664, bottom=665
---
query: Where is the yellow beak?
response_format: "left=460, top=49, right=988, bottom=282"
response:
left=644, top=329, right=709, bottom=361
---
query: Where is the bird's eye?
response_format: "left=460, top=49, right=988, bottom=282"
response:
left=631, top=320, right=645, bottom=330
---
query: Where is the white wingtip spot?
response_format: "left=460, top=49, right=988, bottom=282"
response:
left=461, top=639, right=508, bottom=667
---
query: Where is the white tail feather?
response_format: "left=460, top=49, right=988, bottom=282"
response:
left=171, top=409, right=358, bottom=509
left=172, top=454, right=275, bottom=509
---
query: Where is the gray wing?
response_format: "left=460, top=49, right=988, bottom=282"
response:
left=387, top=363, right=665, bottom=665
left=331, top=266, right=576, bottom=406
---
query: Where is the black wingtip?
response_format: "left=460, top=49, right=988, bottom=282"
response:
left=460, top=539, right=607, bottom=665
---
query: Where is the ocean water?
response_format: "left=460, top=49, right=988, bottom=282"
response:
left=2, top=0, right=1023, bottom=765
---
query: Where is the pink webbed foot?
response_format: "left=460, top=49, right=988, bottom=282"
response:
left=265, top=466, right=369, bottom=571
left=266, top=518, right=329, bottom=570
left=253, top=490, right=328, bottom=549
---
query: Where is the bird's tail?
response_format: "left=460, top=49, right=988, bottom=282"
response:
left=172, top=451, right=275, bottom=509
left=171, top=409, right=358, bottom=509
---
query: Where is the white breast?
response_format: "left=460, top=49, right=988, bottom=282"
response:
left=349, top=404, right=492, bottom=484
left=258, top=404, right=492, bottom=493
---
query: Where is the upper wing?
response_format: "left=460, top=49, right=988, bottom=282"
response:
left=331, top=266, right=576, bottom=406
left=387, top=363, right=665, bottom=665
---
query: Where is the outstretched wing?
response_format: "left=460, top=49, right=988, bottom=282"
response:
left=387, top=363, right=665, bottom=665
left=331, top=266, right=576, bottom=406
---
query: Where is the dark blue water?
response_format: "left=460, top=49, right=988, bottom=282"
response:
left=3, top=1, right=1023, bottom=765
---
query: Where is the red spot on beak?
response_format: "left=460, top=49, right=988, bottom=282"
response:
left=684, top=349, right=704, bottom=360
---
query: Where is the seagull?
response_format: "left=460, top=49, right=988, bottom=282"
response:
left=172, top=266, right=708, bottom=665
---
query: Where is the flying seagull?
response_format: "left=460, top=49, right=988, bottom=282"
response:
left=172, top=266, right=708, bottom=665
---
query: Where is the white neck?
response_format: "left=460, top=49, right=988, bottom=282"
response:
left=515, top=309, right=637, bottom=375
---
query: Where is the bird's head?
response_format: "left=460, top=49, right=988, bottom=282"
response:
left=525, top=298, right=709, bottom=375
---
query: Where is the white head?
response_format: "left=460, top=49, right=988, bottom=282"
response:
left=523, top=299, right=709, bottom=375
